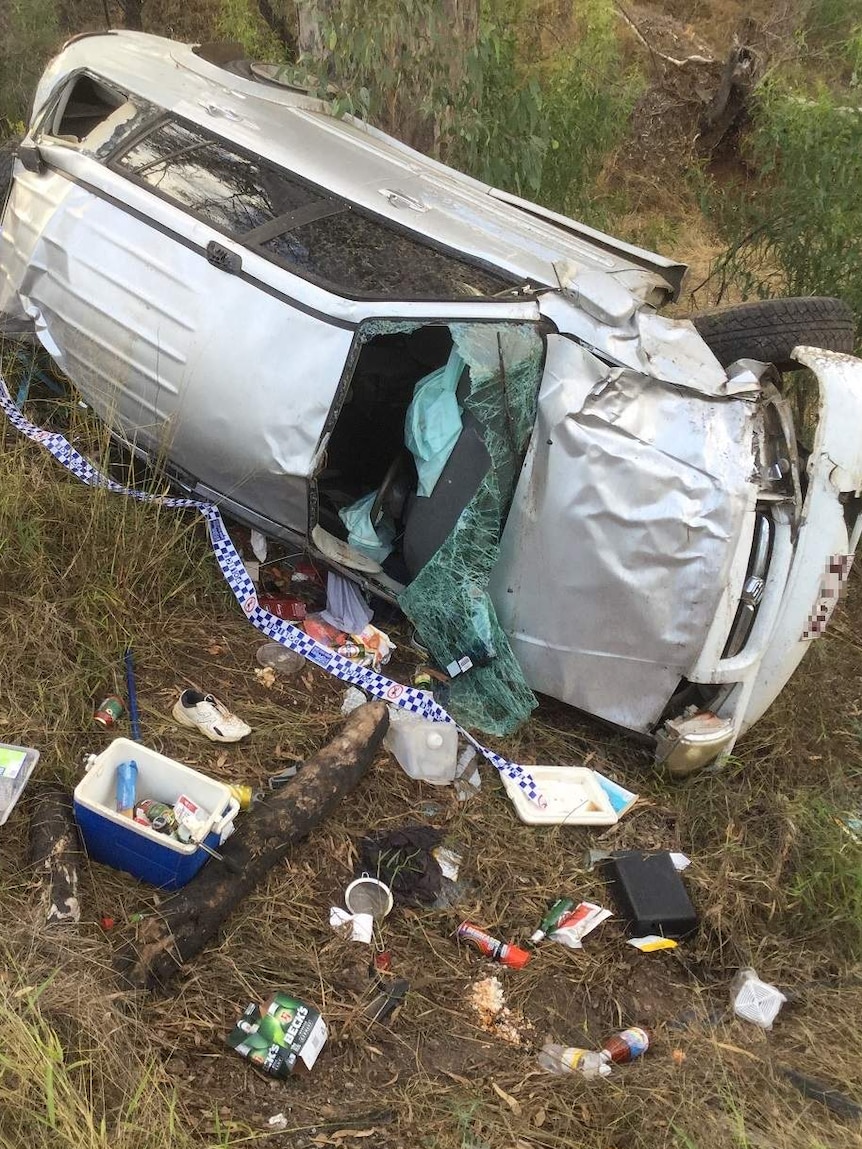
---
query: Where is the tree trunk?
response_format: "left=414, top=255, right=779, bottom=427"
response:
left=114, top=701, right=388, bottom=993
left=118, top=1, right=144, bottom=31
left=296, top=0, right=334, bottom=61
left=698, top=45, right=758, bottom=153
left=29, top=787, right=81, bottom=926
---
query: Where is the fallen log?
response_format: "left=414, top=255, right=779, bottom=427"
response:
left=114, top=700, right=388, bottom=992
left=29, top=786, right=81, bottom=926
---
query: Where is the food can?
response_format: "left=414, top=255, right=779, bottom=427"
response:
left=94, top=695, right=125, bottom=728
left=229, top=784, right=254, bottom=811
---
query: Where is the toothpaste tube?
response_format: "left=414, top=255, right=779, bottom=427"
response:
left=548, top=901, right=612, bottom=950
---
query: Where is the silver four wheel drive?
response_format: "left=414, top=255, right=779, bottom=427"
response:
left=2, top=31, right=862, bottom=771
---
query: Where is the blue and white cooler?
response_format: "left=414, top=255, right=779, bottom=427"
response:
left=73, top=738, right=239, bottom=890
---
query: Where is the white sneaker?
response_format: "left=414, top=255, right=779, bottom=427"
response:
left=172, top=690, right=251, bottom=743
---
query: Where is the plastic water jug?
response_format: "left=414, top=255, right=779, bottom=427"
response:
left=384, top=710, right=459, bottom=785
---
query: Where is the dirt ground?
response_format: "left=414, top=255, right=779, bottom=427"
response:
left=1, top=378, right=861, bottom=1148
left=1, top=4, right=861, bottom=1147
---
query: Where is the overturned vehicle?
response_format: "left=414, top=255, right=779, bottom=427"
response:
left=2, top=31, right=862, bottom=774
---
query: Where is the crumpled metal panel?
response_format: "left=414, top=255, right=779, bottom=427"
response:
left=490, top=337, right=761, bottom=732
left=1, top=169, right=353, bottom=534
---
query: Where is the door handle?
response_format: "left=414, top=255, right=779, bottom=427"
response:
left=206, top=241, right=242, bottom=273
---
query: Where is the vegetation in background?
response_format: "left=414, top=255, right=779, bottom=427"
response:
left=537, top=0, right=642, bottom=222
left=0, top=0, right=60, bottom=133
left=709, top=83, right=862, bottom=335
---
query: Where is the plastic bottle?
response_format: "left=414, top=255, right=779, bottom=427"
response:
left=600, top=1027, right=651, bottom=1064
left=538, top=1044, right=611, bottom=1078
left=457, top=921, right=531, bottom=968
left=530, top=898, right=576, bottom=944
left=384, top=710, right=459, bottom=785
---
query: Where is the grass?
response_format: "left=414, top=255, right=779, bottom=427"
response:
left=1, top=2, right=862, bottom=1146
left=1, top=345, right=862, bottom=1149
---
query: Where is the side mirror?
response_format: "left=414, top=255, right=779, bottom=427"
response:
left=18, top=141, right=45, bottom=175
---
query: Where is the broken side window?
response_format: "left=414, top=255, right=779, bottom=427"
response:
left=38, top=74, right=159, bottom=158
left=116, top=120, right=336, bottom=239
left=113, top=118, right=517, bottom=299
left=50, top=74, right=126, bottom=142
left=262, top=211, right=514, bottom=298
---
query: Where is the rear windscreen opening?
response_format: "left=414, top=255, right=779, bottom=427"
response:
left=53, top=74, right=126, bottom=141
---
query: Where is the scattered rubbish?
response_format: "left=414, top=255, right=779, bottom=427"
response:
left=171, top=690, right=251, bottom=743
left=777, top=1066, right=862, bottom=1121
left=94, top=695, right=125, bottom=730
left=469, top=976, right=527, bottom=1045
left=257, top=595, right=307, bottom=621
left=531, top=898, right=576, bottom=944
left=360, top=826, right=444, bottom=906
left=329, top=906, right=374, bottom=944
left=228, top=784, right=259, bottom=811
left=227, top=992, right=327, bottom=1077
left=124, top=649, right=142, bottom=741
left=304, top=616, right=395, bottom=670
left=341, top=686, right=368, bottom=715
left=243, top=559, right=260, bottom=584
left=320, top=571, right=374, bottom=634
left=592, top=770, right=638, bottom=818
left=457, top=922, right=531, bottom=968
left=670, top=852, right=692, bottom=871
left=373, top=951, right=392, bottom=973
left=500, top=765, right=617, bottom=826
left=99, top=914, right=116, bottom=931
left=254, top=666, right=277, bottom=689
left=600, top=850, right=698, bottom=938
left=364, top=977, right=409, bottom=1024
left=0, top=743, right=40, bottom=824
left=418, top=800, right=443, bottom=819
left=267, top=760, right=302, bottom=787
left=601, top=1026, right=651, bottom=1064
left=547, top=901, right=612, bottom=950
left=628, top=935, right=679, bottom=953
left=384, top=710, right=459, bottom=785
left=453, top=745, right=481, bottom=802
left=250, top=529, right=268, bottom=563
left=115, top=759, right=138, bottom=818
left=431, top=845, right=461, bottom=882
left=74, top=739, right=239, bottom=889
left=731, top=968, right=787, bottom=1030
left=267, top=1114, right=289, bottom=1131
left=537, top=1043, right=611, bottom=1078
left=344, top=875, right=394, bottom=922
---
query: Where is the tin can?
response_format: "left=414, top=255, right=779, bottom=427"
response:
left=229, top=784, right=254, bottom=811
left=94, top=695, right=125, bottom=728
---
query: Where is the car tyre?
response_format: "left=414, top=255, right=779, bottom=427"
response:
left=689, top=296, right=856, bottom=371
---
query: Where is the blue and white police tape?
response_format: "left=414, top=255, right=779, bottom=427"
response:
left=0, top=373, right=545, bottom=808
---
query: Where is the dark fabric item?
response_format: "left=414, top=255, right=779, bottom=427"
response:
left=359, top=825, right=443, bottom=906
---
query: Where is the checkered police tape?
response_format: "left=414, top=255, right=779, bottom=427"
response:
left=0, top=374, right=545, bottom=807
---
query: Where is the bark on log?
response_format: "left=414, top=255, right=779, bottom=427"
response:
left=29, top=787, right=81, bottom=926
left=114, top=701, right=388, bottom=992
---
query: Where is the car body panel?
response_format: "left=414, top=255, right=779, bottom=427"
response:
left=2, top=31, right=861, bottom=762
left=489, top=336, right=761, bottom=732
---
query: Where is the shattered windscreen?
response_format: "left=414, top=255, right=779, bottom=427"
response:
left=398, top=322, right=545, bottom=736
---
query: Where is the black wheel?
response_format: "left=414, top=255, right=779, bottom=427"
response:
left=689, top=296, right=856, bottom=371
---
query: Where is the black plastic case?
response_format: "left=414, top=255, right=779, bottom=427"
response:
left=600, top=850, right=698, bottom=938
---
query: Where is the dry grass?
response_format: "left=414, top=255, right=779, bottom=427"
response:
left=0, top=346, right=861, bottom=1149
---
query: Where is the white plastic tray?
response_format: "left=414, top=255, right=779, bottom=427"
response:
left=501, top=765, right=618, bottom=825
